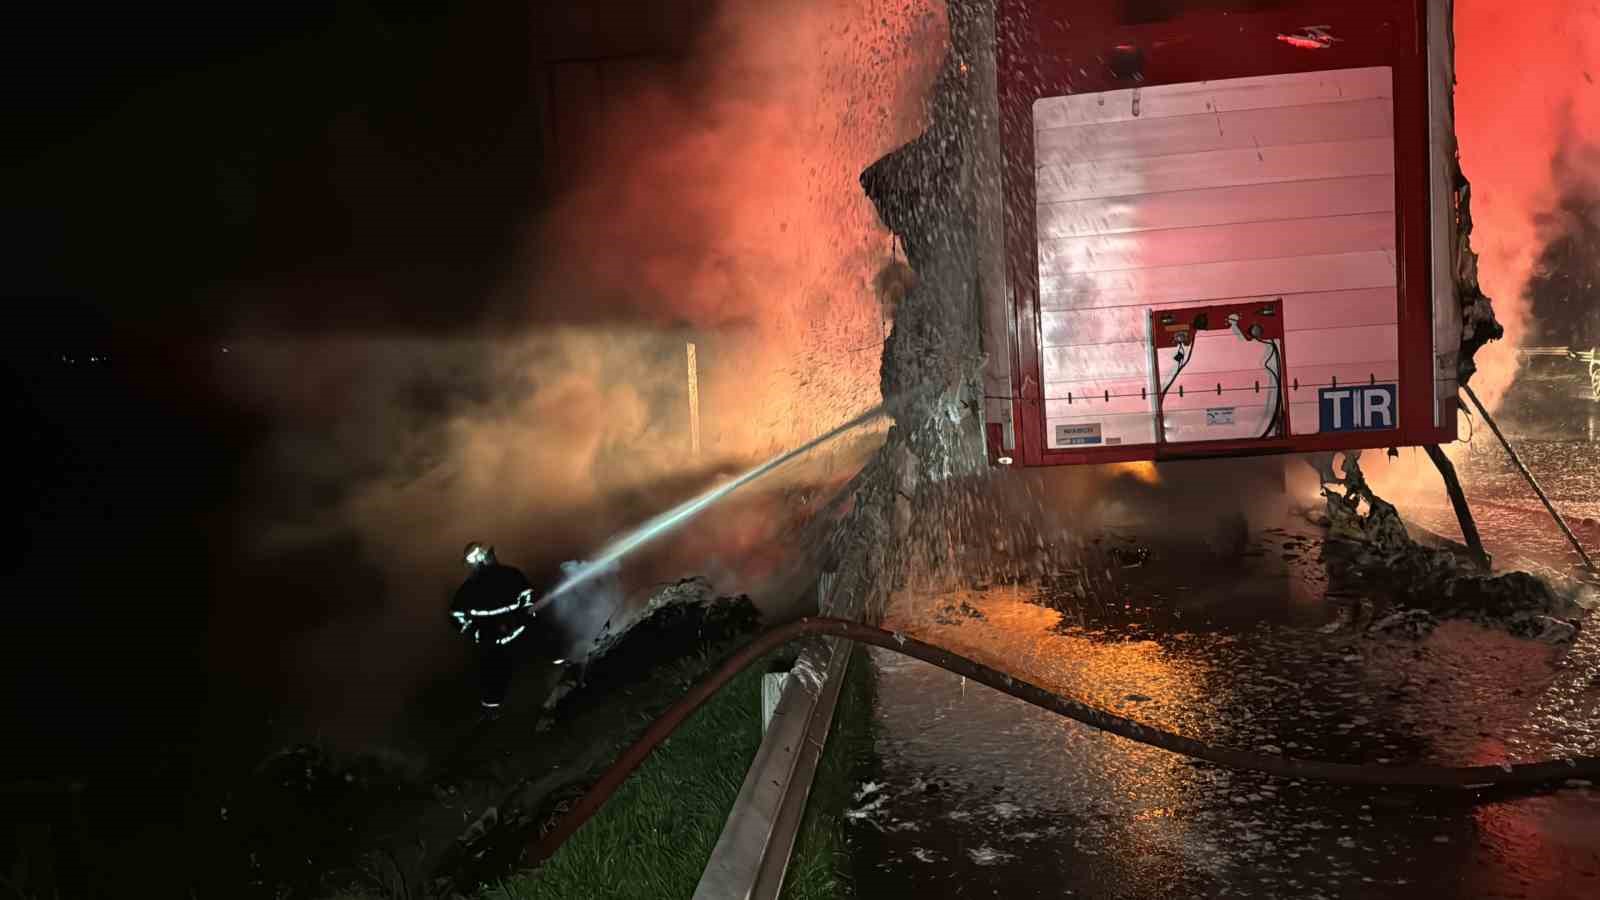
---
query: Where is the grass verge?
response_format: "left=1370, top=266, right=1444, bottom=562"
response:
left=781, top=645, right=876, bottom=900
left=478, top=653, right=776, bottom=900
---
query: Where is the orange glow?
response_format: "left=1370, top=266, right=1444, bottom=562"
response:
left=526, top=0, right=948, bottom=459
left=884, top=589, right=1201, bottom=731
left=1456, top=0, right=1600, bottom=411
left=1357, top=4, right=1599, bottom=499
left=883, top=588, right=1203, bottom=830
left=1110, top=460, right=1161, bottom=485
left=241, top=2, right=948, bottom=562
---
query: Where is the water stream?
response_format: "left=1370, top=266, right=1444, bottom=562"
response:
left=537, top=401, right=894, bottom=610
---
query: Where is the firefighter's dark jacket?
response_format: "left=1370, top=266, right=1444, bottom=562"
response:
left=451, top=563, right=535, bottom=646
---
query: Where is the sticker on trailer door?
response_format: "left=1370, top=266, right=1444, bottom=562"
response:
left=1205, top=407, right=1235, bottom=426
left=1319, top=384, right=1398, bottom=432
left=1055, top=423, right=1102, bottom=446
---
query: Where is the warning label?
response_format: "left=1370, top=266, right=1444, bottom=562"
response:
left=1205, top=407, right=1235, bottom=426
left=1055, top=422, right=1103, bottom=446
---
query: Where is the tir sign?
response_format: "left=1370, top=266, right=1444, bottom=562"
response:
left=1319, top=384, right=1398, bottom=432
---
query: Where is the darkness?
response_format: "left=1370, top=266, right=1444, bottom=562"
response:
left=1525, top=154, right=1600, bottom=350
left=1501, top=146, right=1600, bottom=429
left=1, top=1, right=720, bottom=887
left=1118, top=0, right=1293, bottom=25
left=6, top=1, right=550, bottom=341
left=4, top=0, right=507, bottom=728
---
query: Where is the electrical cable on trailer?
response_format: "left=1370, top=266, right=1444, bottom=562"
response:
left=1228, top=312, right=1285, bottom=440
left=1156, top=329, right=1195, bottom=412
left=1257, top=340, right=1283, bottom=438
left=1155, top=311, right=1283, bottom=441
left=1152, top=322, right=1197, bottom=446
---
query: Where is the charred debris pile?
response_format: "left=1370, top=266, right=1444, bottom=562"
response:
left=539, top=576, right=763, bottom=715
left=1306, top=96, right=1592, bottom=643
left=1316, top=451, right=1589, bottom=643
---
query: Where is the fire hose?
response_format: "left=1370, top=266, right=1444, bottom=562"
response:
left=526, top=616, right=1600, bottom=866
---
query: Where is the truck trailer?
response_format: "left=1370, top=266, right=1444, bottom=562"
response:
left=976, top=0, right=1468, bottom=467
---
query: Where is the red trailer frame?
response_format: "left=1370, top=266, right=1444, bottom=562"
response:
left=983, top=0, right=1460, bottom=467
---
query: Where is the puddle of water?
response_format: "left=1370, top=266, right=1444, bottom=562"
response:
left=1402, top=439, right=1600, bottom=575
left=847, top=498, right=1600, bottom=898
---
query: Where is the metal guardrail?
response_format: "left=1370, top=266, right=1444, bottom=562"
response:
left=694, top=570, right=848, bottom=900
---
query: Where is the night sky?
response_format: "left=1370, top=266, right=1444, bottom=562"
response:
left=6, top=1, right=558, bottom=344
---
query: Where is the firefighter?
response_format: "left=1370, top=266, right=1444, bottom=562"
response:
left=450, top=541, right=537, bottom=718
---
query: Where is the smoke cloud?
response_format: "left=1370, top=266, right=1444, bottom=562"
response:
left=1455, top=0, right=1600, bottom=410
left=1525, top=154, right=1600, bottom=352
left=1356, top=3, right=1599, bottom=505
left=218, top=0, right=948, bottom=739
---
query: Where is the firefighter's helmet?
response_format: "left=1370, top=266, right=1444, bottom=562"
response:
left=463, top=542, right=495, bottom=567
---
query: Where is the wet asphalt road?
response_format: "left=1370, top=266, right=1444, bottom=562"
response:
left=843, top=510, right=1600, bottom=899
